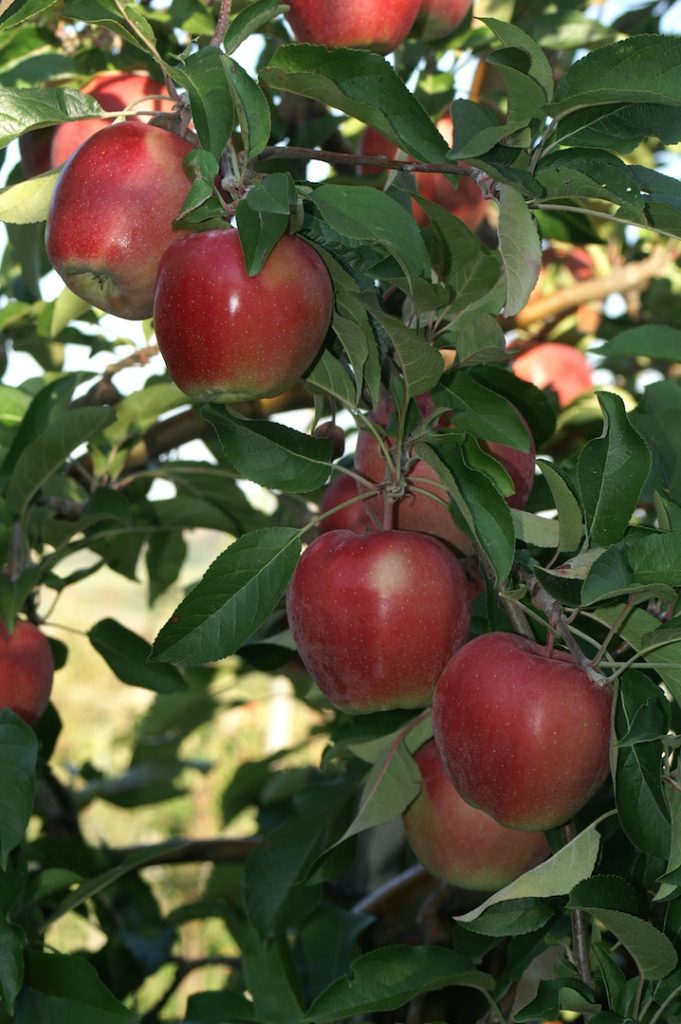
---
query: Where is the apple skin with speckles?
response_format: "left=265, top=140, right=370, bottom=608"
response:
left=404, top=740, right=549, bottom=890
left=50, top=70, right=174, bottom=170
left=411, top=0, right=473, bottom=42
left=433, top=633, right=613, bottom=831
left=286, top=529, right=471, bottom=714
left=285, top=0, right=421, bottom=52
left=0, top=620, right=54, bottom=727
left=154, top=230, right=333, bottom=404
left=45, top=121, right=193, bottom=320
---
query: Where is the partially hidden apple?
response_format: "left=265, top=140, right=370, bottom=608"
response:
left=0, top=620, right=54, bottom=726
left=50, top=70, right=174, bottom=169
left=404, top=740, right=549, bottom=890
left=154, top=230, right=333, bottom=403
left=359, top=118, right=486, bottom=231
left=46, top=121, right=193, bottom=320
left=354, top=395, right=535, bottom=554
left=513, top=343, right=593, bottom=408
left=285, top=0, right=421, bottom=52
left=433, top=632, right=612, bottom=830
left=318, top=475, right=376, bottom=534
left=287, top=529, right=471, bottom=713
left=411, top=0, right=473, bottom=41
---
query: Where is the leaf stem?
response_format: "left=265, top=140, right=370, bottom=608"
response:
left=562, top=821, right=593, bottom=989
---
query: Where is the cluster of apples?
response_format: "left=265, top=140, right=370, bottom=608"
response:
left=287, top=402, right=612, bottom=892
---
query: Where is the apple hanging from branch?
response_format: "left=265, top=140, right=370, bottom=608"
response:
left=0, top=620, right=54, bottom=726
left=285, top=0, right=421, bottom=52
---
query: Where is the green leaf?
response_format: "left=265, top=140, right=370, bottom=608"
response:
left=511, top=509, right=560, bottom=548
left=457, top=813, right=611, bottom=924
left=498, top=185, right=541, bottom=317
left=223, top=0, right=287, bottom=54
left=433, top=371, right=531, bottom=449
left=260, top=46, right=447, bottom=164
left=304, top=347, right=360, bottom=407
left=567, top=875, right=639, bottom=914
left=612, top=672, right=670, bottom=859
left=235, top=174, right=296, bottom=275
left=226, top=59, right=271, bottom=160
left=152, top=528, right=301, bottom=665
left=482, top=18, right=554, bottom=99
left=577, top=392, right=651, bottom=547
left=0, top=86, right=102, bottom=146
left=15, top=952, right=137, bottom=1022
left=656, top=784, right=681, bottom=901
left=0, top=919, right=23, bottom=1014
left=312, top=184, right=429, bottom=290
left=461, top=898, right=555, bottom=937
left=304, top=946, right=493, bottom=1023
left=372, top=312, right=443, bottom=399
left=418, top=199, right=502, bottom=314
left=171, top=46, right=235, bottom=159
left=185, top=990, right=261, bottom=1023
left=590, top=604, right=681, bottom=708
left=203, top=405, right=333, bottom=492
left=536, top=150, right=643, bottom=208
left=537, top=461, right=585, bottom=554
left=0, top=0, right=59, bottom=29
left=602, top=325, right=681, bottom=361
left=6, top=406, right=115, bottom=517
left=0, top=711, right=37, bottom=871
left=239, top=922, right=305, bottom=1024
left=0, top=169, right=58, bottom=224
left=550, top=36, right=681, bottom=116
left=90, top=619, right=187, bottom=694
left=579, top=909, right=676, bottom=980
left=514, top=980, right=601, bottom=1022
left=417, top=439, right=515, bottom=582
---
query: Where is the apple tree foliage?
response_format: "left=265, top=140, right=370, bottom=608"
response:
left=2, top=0, right=681, bottom=1020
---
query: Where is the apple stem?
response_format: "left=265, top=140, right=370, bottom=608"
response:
left=561, top=821, right=594, bottom=990
left=210, top=0, right=232, bottom=47
left=383, top=495, right=395, bottom=531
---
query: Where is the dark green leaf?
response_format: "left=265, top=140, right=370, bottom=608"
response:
left=0, top=919, right=23, bottom=1014
left=461, top=898, right=555, bottom=937
left=498, top=185, right=542, bottom=317
left=226, top=59, right=271, bottom=160
left=152, top=528, right=301, bottom=665
left=171, top=47, right=235, bottom=159
left=0, top=711, right=37, bottom=870
left=223, top=0, right=287, bottom=54
left=235, top=174, right=296, bottom=274
left=373, top=312, right=443, bottom=399
left=433, top=371, right=531, bottom=449
left=15, top=952, right=137, bottom=1023
left=537, top=461, right=584, bottom=553
left=0, top=86, right=102, bottom=146
left=203, top=404, right=332, bottom=492
left=90, top=619, right=186, bottom=694
left=602, top=324, right=681, bottom=361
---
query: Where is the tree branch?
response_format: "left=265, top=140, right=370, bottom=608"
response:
left=260, top=144, right=491, bottom=184
left=114, top=837, right=263, bottom=864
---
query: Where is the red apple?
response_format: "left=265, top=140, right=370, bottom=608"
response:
left=286, top=529, right=471, bottom=713
left=404, top=740, right=549, bottom=890
left=285, top=0, right=421, bottom=52
left=45, top=121, right=193, bottom=320
left=354, top=396, right=535, bottom=554
left=313, top=422, right=346, bottom=460
left=358, top=126, right=399, bottom=177
left=433, top=632, right=613, bottom=830
left=318, top=475, right=376, bottom=534
left=513, top=343, right=593, bottom=408
left=411, top=0, right=473, bottom=41
left=154, top=230, right=333, bottom=403
left=50, top=71, right=174, bottom=169
left=0, top=620, right=54, bottom=726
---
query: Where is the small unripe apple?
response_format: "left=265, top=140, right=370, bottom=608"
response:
left=0, top=620, right=54, bottom=726
left=154, top=230, right=333, bottom=403
left=50, top=71, right=174, bottom=169
left=318, top=475, right=376, bottom=534
left=313, top=422, right=346, bottom=460
left=404, top=740, right=549, bottom=890
left=513, top=343, right=593, bottom=408
left=287, top=529, right=471, bottom=713
left=46, top=121, right=193, bottom=320
left=354, top=396, right=535, bottom=554
left=433, top=632, right=612, bottom=830
left=411, top=0, right=473, bottom=41
left=285, top=0, right=421, bottom=52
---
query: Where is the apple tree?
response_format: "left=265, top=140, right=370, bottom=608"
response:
left=2, top=0, right=681, bottom=1020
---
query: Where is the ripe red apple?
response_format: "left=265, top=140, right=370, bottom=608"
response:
left=50, top=71, right=174, bottom=169
left=512, top=343, right=593, bottom=408
left=287, top=529, right=471, bottom=713
left=358, top=118, right=486, bottom=231
left=411, top=0, right=473, bottom=41
left=318, top=475, right=376, bottom=534
left=154, top=230, right=333, bottom=403
left=45, top=121, right=193, bottom=320
left=285, top=0, right=421, bottom=52
left=433, top=632, right=612, bottom=830
left=354, top=396, right=535, bottom=554
left=0, top=620, right=54, bottom=726
left=404, top=740, right=549, bottom=890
